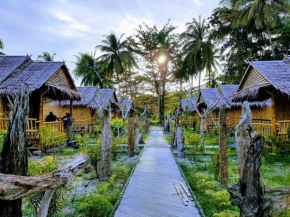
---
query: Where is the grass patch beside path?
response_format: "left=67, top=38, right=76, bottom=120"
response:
left=179, top=158, right=290, bottom=217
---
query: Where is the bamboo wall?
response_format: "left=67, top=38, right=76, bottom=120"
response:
left=44, top=103, right=94, bottom=126
left=275, top=94, right=290, bottom=121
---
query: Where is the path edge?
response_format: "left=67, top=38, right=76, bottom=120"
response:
left=110, top=145, right=145, bottom=217
left=166, top=131, right=205, bottom=217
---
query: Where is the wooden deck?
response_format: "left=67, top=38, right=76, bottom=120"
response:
left=115, top=126, right=200, bottom=217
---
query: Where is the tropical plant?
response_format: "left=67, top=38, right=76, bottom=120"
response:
left=96, top=33, right=129, bottom=82
left=39, top=126, right=66, bottom=149
left=37, top=52, right=56, bottom=61
left=74, top=52, right=109, bottom=88
left=180, top=16, right=216, bottom=92
left=233, top=0, right=290, bottom=58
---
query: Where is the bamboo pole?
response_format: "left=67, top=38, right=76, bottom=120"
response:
left=271, top=94, right=276, bottom=153
left=38, top=88, right=44, bottom=151
left=69, top=99, right=73, bottom=117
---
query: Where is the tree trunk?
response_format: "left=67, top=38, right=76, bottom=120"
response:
left=128, top=117, right=135, bottom=157
left=0, top=85, right=29, bottom=217
left=176, top=127, right=184, bottom=158
left=267, top=26, right=276, bottom=59
left=100, top=111, right=112, bottom=180
left=200, top=117, right=205, bottom=149
left=134, top=119, right=141, bottom=151
left=219, top=104, right=228, bottom=185
left=171, top=132, right=176, bottom=149
left=235, top=101, right=255, bottom=178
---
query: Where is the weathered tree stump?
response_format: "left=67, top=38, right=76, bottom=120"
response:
left=100, top=110, right=112, bottom=180
left=171, top=132, right=176, bottom=149
left=228, top=101, right=290, bottom=217
left=219, top=104, right=228, bottom=185
left=0, top=85, right=29, bottom=217
left=176, top=126, right=184, bottom=158
left=128, top=117, right=135, bottom=157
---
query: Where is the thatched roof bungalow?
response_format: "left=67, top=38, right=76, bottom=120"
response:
left=117, top=98, right=135, bottom=117
left=234, top=55, right=290, bottom=136
left=0, top=55, right=81, bottom=149
left=45, top=87, right=118, bottom=126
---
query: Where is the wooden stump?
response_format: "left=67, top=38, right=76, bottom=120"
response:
left=100, top=110, right=112, bottom=180
left=128, top=117, right=135, bottom=157
left=0, top=85, right=29, bottom=217
left=228, top=101, right=290, bottom=217
left=219, top=104, right=228, bottom=185
left=176, top=127, right=184, bottom=158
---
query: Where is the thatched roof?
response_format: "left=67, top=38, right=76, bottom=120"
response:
left=52, top=88, right=118, bottom=110
left=197, top=88, right=221, bottom=109
left=52, top=86, right=98, bottom=106
left=234, top=57, right=290, bottom=101
left=87, top=89, right=118, bottom=109
left=0, top=55, right=80, bottom=100
left=180, top=97, right=198, bottom=112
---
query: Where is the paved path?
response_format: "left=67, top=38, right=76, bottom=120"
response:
left=115, top=126, right=200, bottom=217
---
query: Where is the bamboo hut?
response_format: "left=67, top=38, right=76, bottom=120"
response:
left=234, top=55, right=290, bottom=136
left=180, top=97, right=199, bottom=128
left=0, top=55, right=81, bottom=149
left=219, top=85, right=271, bottom=129
left=45, top=88, right=119, bottom=126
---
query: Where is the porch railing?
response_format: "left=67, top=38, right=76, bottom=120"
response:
left=253, top=123, right=272, bottom=136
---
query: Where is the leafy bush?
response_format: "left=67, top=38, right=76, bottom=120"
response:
left=25, top=157, right=66, bottom=217
left=78, top=194, right=113, bottom=217
left=39, top=126, right=66, bottom=149
left=112, top=137, right=124, bottom=160
left=79, top=135, right=102, bottom=178
left=184, top=133, right=201, bottom=154
left=213, top=210, right=239, bottom=217
left=110, top=118, right=124, bottom=137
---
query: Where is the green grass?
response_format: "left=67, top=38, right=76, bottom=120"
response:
left=179, top=157, right=290, bottom=216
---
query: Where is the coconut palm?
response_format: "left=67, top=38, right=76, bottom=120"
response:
left=0, top=39, right=4, bottom=55
left=233, top=0, right=290, bottom=58
left=180, top=16, right=214, bottom=92
left=204, top=47, right=220, bottom=88
left=96, top=33, right=129, bottom=78
left=74, top=52, right=109, bottom=88
left=37, top=52, right=56, bottom=61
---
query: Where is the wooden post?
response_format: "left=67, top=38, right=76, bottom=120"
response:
left=219, top=104, right=228, bottom=185
left=39, top=88, right=44, bottom=151
left=271, top=94, right=277, bottom=153
left=176, top=126, right=184, bottom=158
left=69, top=99, right=73, bottom=118
left=128, top=117, right=134, bottom=157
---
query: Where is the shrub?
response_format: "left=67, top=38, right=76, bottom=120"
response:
left=25, top=157, right=65, bottom=217
left=213, top=210, right=239, bottom=217
left=39, top=126, right=66, bottom=149
left=78, top=194, right=113, bottom=217
left=110, top=118, right=124, bottom=137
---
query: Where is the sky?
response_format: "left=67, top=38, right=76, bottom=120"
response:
left=0, top=0, right=220, bottom=86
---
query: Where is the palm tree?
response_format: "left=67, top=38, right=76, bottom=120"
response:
left=180, top=16, right=214, bottom=92
left=96, top=33, right=129, bottom=80
left=205, top=47, right=220, bottom=88
left=0, top=39, right=4, bottom=55
left=203, top=71, right=220, bottom=88
left=74, top=52, right=108, bottom=88
left=37, top=52, right=56, bottom=61
left=233, top=0, right=290, bottom=58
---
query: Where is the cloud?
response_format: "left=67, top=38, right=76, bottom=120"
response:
left=54, top=12, right=90, bottom=36
left=115, top=13, right=154, bottom=36
left=193, top=0, right=202, bottom=6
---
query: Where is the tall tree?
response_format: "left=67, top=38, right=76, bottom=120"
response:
left=96, top=33, right=129, bottom=92
left=233, top=0, right=290, bottom=58
left=74, top=52, right=109, bottom=88
left=37, top=52, right=56, bottom=61
left=130, top=21, right=181, bottom=123
left=180, top=16, right=215, bottom=92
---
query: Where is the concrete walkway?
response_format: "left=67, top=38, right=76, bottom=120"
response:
left=115, top=126, right=200, bottom=217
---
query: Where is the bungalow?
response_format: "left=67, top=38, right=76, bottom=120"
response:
left=234, top=55, right=290, bottom=136
left=44, top=87, right=119, bottom=126
left=0, top=55, right=81, bottom=149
